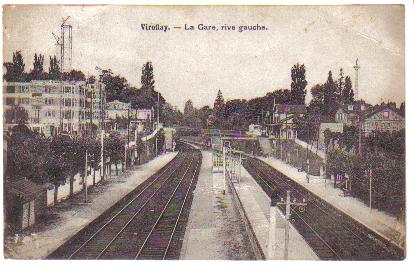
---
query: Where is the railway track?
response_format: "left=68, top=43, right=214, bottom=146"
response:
left=48, top=143, right=202, bottom=260
left=242, top=156, right=404, bottom=260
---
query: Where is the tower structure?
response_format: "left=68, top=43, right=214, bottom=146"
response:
left=353, top=58, right=360, bottom=100
left=52, top=16, right=72, bottom=73
left=61, top=16, right=73, bottom=73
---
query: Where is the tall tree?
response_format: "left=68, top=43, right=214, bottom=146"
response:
left=309, top=84, right=325, bottom=115
left=290, top=63, right=307, bottom=105
left=29, top=53, right=45, bottom=80
left=48, top=55, right=61, bottom=80
left=399, top=102, right=405, bottom=117
left=213, top=90, right=225, bottom=128
left=3, top=51, right=26, bottom=82
left=323, top=70, right=338, bottom=117
left=141, top=61, right=155, bottom=90
left=343, top=76, right=354, bottom=104
left=337, top=68, right=345, bottom=101
left=183, top=100, right=200, bottom=127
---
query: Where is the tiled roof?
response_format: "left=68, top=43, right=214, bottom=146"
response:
left=365, top=105, right=404, bottom=119
left=5, top=177, right=47, bottom=200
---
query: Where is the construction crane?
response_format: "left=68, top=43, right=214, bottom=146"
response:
left=51, top=16, right=72, bottom=72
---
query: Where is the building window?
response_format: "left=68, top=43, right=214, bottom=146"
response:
left=383, top=111, right=389, bottom=119
left=6, top=86, right=15, bottom=93
left=5, top=98, right=15, bottom=105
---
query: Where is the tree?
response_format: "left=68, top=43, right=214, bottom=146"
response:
left=141, top=61, right=155, bottom=90
left=309, top=84, right=325, bottom=115
left=99, top=69, right=128, bottom=102
left=61, top=69, right=86, bottom=81
left=87, top=75, right=96, bottom=84
left=184, top=100, right=195, bottom=126
left=323, top=70, right=338, bottom=117
left=5, top=106, right=29, bottom=124
left=290, top=63, right=307, bottom=105
left=48, top=55, right=61, bottom=80
left=399, top=102, right=405, bottom=117
left=224, top=99, right=248, bottom=130
left=29, top=53, right=46, bottom=80
left=49, top=134, right=78, bottom=198
left=343, top=76, right=354, bottom=104
left=3, top=51, right=26, bottom=82
left=336, top=68, right=344, bottom=101
left=104, top=132, right=125, bottom=175
left=213, top=90, right=225, bottom=128
left=161, top=103, right=183, bottom=126
left=198, top=106, right=213, bottom=129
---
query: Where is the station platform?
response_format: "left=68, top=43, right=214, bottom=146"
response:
left=260, top=156, right=405, bottom=249
left=232, top=160, right=319, bottom=260
left=180, top=151, right=256, bottom=260
left=180, top=150, right=317, bottom=260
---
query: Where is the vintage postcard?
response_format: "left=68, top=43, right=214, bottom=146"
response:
left=2, top=4, right=406, bottom=262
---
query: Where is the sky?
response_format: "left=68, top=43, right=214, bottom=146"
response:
left=3, top=5, right=405, bottom=110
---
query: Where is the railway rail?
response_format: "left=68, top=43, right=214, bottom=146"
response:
left=48, top=143, right=202, bottom=260
left=242, top=156, right=404, bottom=260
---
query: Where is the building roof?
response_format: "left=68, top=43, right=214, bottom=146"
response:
left=365, top=105, right=404, bottom=119
left=274, top=104, right=306, bottom=114
left=5, top=177, right=47, bottom=200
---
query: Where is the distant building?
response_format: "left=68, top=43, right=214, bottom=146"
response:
left=3, top=80, right=104, bottom=136
left=248, top=124, right=262, bottom=136
left=106, top=100, right=131, bottom=120
left=85, top=82, right=106, bottom=130
left=267, top=104, right=306, bottom=139
left=318, top=122, right=344, bottom=149
left=335, top=102, right=368, bottom=126
left=363, top=106, right=405, bottom=136
left=131, top=108, right=154, bottom=132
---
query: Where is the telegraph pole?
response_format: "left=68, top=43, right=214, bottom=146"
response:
left=100, top=129, right=104, bottom=181
left=124, top=143, right=128, bottom=172
left=273, top=190, right=307, bottom=260
left=157, top=92, right=160, bottom=125
left=84, top=150, right=88, bottom=203
left=369, top=167, right=373, bottom=210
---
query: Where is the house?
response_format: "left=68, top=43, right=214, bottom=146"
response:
left=4, top=177, right=48, bottom=232
left=130, top=108, right=154, bottom=132
left=318, top=122, right=344, bottom=150
left=335, top=102, right=368, bottom=126
left=363, top=106, right=405, bottom=136
left=267, top=104, right=306, bottom=139
left=106, top=100, right=131, bottom=120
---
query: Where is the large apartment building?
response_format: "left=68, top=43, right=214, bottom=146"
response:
left=3, top=80, right=105, bottom=136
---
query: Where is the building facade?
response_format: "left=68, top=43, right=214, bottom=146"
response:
left=3, top=80, right=105, bottom=136
left=363, top=106, right=405, bottom=136
left=106, top=100, right=131, bottom=120
left=335, top=102, right=368, bottom=126
left=266, top=104, right=306, bottom=139
left=85, top=82, right=106, bottom=131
